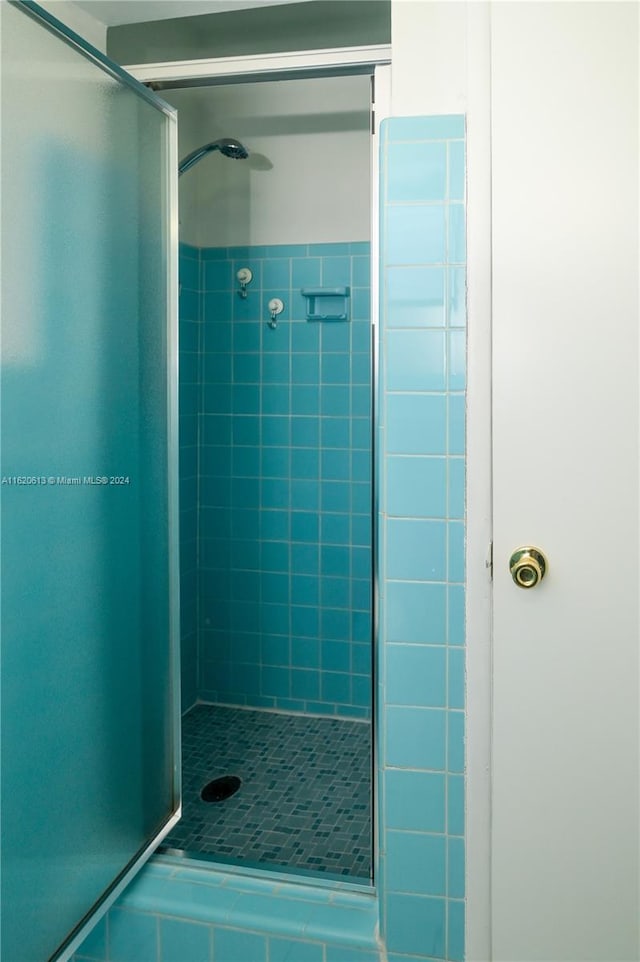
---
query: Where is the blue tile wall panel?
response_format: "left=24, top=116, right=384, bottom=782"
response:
left=198, top=242, right=372, bottom=718
left=378, top=115, right=466, bottom=961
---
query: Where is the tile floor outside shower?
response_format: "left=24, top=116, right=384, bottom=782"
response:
left=162, top=704, right=372, bottom=879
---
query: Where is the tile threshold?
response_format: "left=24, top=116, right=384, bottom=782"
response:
left=121, top=857, right=379, bottom=950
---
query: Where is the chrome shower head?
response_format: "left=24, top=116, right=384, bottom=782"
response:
left=178, top=138, right=249, bottom=176
left=216, top=138, right=249, bottom=160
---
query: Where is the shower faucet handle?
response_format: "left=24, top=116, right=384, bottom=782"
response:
left=267, top=298, right=284, bottom=330
left=236, top=267, right=253, bottom=299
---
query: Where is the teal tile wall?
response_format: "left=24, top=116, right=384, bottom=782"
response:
left=179, top=242, right=201, bottom=711
left=378, top=115, right=466, bottom=962
left=72, top=861, right=381, bottom=962
left=198, top=243, right=372, bottom=718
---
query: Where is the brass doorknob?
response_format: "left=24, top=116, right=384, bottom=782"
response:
left=509, top=547, right=548, bottom=588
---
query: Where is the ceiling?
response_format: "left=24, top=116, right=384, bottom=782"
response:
left=71, top=0, right=313, bottom=27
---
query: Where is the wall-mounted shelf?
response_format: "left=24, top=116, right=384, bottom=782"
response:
left=301, top=287, right=350, bottom=322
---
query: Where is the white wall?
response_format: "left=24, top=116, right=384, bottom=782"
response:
left=40, top=0, right=107, bottom=51
left=390, top=0, right=468, bottom=115
left=165, top=75, right=371, bottom=248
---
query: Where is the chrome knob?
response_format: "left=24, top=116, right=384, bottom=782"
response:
left=509, top=547, right=548, bottom=589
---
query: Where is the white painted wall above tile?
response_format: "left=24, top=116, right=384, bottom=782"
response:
left=165, top=75, right=371, bottom=247
left=391, top=0, right=468, bottom=116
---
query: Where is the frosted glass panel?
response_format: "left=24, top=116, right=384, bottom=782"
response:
left=0, top=5, right=178, bottom=962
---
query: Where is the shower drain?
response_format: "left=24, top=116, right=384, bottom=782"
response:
left=200, top=775, right=241, bottom=803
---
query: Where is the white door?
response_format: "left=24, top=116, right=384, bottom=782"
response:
left=490, top=3, right=639, bottom=960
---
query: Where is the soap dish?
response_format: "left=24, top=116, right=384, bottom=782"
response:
left=301, top=286, right=350, bottom=322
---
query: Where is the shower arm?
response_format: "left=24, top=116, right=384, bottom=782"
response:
left=178, top=138, right=248, bottom=176
left=178, top=145, right=216, bottom=177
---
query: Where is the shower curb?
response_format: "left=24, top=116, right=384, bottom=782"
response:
left=116, top=859, right=380, bottom=951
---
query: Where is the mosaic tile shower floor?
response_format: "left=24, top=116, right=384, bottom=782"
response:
left=162, top=704, right=372, bottom=879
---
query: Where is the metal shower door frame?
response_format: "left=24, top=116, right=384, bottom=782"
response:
left=126, top=46, right=391, bottom=889
left=125, top=44, right=391, bottom=88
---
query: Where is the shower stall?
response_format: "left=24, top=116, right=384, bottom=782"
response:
left=160, top=75, right=375, bottom=880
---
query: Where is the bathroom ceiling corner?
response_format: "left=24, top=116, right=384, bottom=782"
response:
left=71, top=0, right=315, bottom=27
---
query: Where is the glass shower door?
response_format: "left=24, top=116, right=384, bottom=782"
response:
left=0, top=3, right=179, bottom=960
